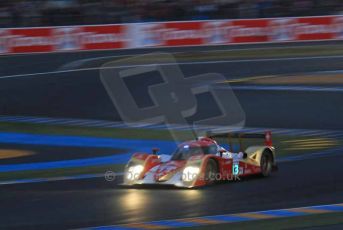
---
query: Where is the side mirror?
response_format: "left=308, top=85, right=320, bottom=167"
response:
left=152, top=148, right=160, bottom=155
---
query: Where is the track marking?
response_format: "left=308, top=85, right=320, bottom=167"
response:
left=284, top=138, right=334, bottom=143
left=0, top=149, right=34, bottom=159
left=286, top=146, right=336, bottom=151
left=83, top=203, right=343, bottom=229
left=283, top=137, right=338, bottom=151
left=177, top=218, right=225, bottom=224
left=290, top=208, right=331, bottom=214
left=294, top=143, right=337, bottom=147
left=229, top=85, right=343, bottom=92
left=2, top=55, right=343, bottom=80
left=232, top=213, right=277, bottom=219
left=222, top=75, right=277, bottom=83
left=124, top=223, right=169, bottom=229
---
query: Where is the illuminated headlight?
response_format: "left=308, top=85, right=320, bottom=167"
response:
left=182, top=166, right=200, bottom=182
left=126, top=165, right=144, bottom=180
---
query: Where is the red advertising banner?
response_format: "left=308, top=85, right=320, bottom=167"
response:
left=81, top=25, right=127, bottom=50
left=9, top=28, right=54, bottom=53
left=162, top=22, right=204, bottom=46
left=53, top=25, right=127, bottom=51
left=230, top=19, right=270, bottom=43
left=296, top=16, right=335, bottom=41
left=1, top=16, right=343, bottom=55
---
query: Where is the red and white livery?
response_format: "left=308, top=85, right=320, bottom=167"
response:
left=123, top=131, right=277, bottom=188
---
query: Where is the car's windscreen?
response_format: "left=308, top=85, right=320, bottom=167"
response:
left=171, top=144, right=217, bottom=160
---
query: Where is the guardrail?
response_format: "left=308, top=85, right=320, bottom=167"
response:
left=0, top=15, right=342, bottom=55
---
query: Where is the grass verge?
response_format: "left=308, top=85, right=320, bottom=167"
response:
left=176, top=44, right=343, bottom=60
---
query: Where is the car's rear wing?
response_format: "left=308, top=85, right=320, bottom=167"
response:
left=207, top=131, right=273, bottom=151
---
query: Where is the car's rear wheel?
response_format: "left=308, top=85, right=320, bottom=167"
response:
left=205, top=159, right=218, bottom=185
left=260, top=150, right=273, bottom=177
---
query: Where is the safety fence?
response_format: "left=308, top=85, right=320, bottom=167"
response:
left=0, top=15, right=342, bottom=55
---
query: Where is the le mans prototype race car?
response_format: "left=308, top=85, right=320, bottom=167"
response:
left=123, top=131, right=276, bottom=188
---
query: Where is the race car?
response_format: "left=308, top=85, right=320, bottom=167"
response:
left=123, top=131, right=276, bottom=188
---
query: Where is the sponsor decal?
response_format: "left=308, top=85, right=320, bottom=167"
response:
left=162, top=21, right=205, bottom=46
left=233, top=162, right=239, bottom=175
left=230, top=19, right=270, bottom=43
left=80, top=25, right=127, bottom=50
left=9, top=28, right=54, bottom=53
left=155, top=162, right=180, bottom=180
left=295, top=17, right=335, bottom=40
left=157, top=164, right=177, bottom=173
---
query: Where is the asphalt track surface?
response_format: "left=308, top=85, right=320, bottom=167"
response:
left=1, top=43, right=343, bottom=229
left=1, top=49, right=343, bottom=129
left=2, top=154, right=343, bottom=230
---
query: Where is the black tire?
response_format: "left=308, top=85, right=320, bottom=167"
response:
left=260, top=150, right=273, bottom=177
left=205, top=159, right=218, bottom=185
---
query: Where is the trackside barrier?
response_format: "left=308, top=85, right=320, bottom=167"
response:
left=0, top=15, right=343, bottom=55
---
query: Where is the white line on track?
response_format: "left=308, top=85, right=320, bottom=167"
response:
left=229, top=85, right=343, bottom=92
left=1, top=55, right=343, bottom=80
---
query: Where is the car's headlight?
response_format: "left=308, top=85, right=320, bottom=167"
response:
left=182, top=166, right=200, bottom=182
left=126, top=165, right=144, bottom=180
